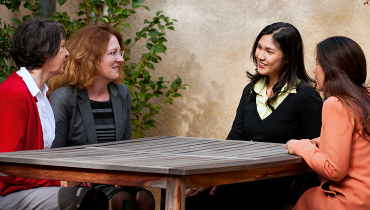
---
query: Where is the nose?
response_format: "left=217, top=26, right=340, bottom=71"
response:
left=116, top=55, right=124, bottom=63
left=65, top=49, right=70, bottom=57
left=256, top=50, right=265, bottom=60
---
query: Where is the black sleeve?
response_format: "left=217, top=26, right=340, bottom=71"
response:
left=226, top=85, right=250, bottom=140
left=300, top=90, right=323, bottom=139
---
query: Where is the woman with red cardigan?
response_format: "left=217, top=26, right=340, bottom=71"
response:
left=286, top=36, right=370, bottom=210
left=0, top=18, right=108, bottom=210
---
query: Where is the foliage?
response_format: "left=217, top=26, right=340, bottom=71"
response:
left=0, top=0, right=187, bottom=138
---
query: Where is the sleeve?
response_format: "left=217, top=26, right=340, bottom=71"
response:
left=49, top=89, right=70, bottom=148
left=226, top=86, right=249, bottom=140
left=300, top=90, right=323, bottom=139
left=294, top=97, right=352, bottom=182
left=122, top=85, right=132, bottom=140
left=0, top=90, right=60, bottom=195
left=0, top=90, right=28, bottom=152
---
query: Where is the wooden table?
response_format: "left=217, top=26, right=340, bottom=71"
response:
left=0, top=136, right=312, bottom=210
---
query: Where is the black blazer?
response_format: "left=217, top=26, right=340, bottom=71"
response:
left=50, top=83, right=131, bottom=147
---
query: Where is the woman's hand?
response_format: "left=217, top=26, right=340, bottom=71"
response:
left=285, top=139, right=299, bottom=155
left=185, top=186, right=219, bottom=198
left=60, top=181, right=93, bottom=188
left=60, top=181, right=82, bottom=187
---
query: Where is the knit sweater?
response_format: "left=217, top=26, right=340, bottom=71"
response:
left=0, top=72, right=60, bottom=196
left=227, top=81, right=322, bottom=143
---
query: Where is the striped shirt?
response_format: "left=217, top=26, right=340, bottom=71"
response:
left=90, top=100, right=116, bottom=143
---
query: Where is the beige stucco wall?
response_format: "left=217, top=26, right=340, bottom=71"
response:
left=1, top=0, right=370, bottom=140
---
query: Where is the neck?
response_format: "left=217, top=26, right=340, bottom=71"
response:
left=87, top=78, right=110, bottom=101
left=29, top=69, right=48, bottom=91
left=267, top=75, right=278, bottom=90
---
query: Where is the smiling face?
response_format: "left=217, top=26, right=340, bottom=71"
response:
left=255, top=34, right=287, bottom=81
left=313, top=60, right=325, bottom=91
left=98, top=34, right=124, bottom=84
left=43, top=39, right=69, bottom=78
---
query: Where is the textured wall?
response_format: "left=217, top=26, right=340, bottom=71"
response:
left=1, top=0, right=370, bottom=140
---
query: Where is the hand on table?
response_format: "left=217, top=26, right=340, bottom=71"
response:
left=285, top=139, right=299, bottom=155
left=60, top=181, right=93, bottom=188
left=285, top=139, right=319, bottom=155
left=185, top=186, right=219, bottom=198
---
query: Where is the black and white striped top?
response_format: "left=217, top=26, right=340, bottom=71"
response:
left=90, top=100, right=116, bottom=144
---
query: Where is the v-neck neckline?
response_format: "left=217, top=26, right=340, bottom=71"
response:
left=253, top=93, right=294, bottom=125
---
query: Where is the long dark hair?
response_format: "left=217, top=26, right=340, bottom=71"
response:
left=248, top=22, right=314, bottom=111
left=317, top=36, right=370, bottom=138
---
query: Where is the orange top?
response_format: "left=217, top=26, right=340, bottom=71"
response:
left=293, top=96, right=370, bottom=210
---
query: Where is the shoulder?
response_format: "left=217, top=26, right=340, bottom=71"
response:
left=49, top=85, right=77, bottom=104
left=323, top=96, right=343, bottom=112
left=242, top=83, right=253, bottom=94
left=110, top=83, right=130, bottom=97
left=295, top=81, right=321, bottom=100
left=0, top=73, right=31, bottom=101
left=296, top=81, right=317, bottom=95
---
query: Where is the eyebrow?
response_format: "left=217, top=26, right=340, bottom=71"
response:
left=257, top=43, right=276, bottom=52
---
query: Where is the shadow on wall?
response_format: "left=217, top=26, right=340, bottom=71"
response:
left=145, top=54, right=228, bottom=139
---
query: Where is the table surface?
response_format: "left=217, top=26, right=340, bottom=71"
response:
left=0, top=136, right=305, bottom=176
left=0, top=136, right=313, bottom=210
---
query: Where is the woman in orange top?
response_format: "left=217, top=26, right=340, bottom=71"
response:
left=286, top=36, right=370, bottom=210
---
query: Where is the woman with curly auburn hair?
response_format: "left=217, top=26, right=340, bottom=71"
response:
left=48, top=24, right=155, bottom=210
left=286, top=36, right=370, bottom=210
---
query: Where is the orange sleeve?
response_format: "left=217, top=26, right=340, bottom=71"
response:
left=294, top=97, right=352, bottom=182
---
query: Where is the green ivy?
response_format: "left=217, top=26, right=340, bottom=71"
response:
left=0, top=0, right=188, bottom=138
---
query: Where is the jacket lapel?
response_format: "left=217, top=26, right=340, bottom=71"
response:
left=109, top=84, right=124, bottom=141
left=77, top=89, right=98, bottom=144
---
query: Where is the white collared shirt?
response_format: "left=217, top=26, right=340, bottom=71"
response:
left=17, top=67, right=55, bottom=149
left=254, top=78, right=298, bottom=120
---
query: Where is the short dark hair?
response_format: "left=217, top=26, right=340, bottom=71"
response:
left=8, top=17, right=66, bottom=70
left=248, top=22, right=314, bottom=111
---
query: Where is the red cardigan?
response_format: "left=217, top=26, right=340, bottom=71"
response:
left=0, top=72, right=60, bottom=196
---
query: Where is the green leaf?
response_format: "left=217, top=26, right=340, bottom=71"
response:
left=158, top=24, right=164, bottom=31
left=137, top=93, right=145, bottom=100
left=168, top=26, right=175, bottom=31
left=91, top=7, right=99, bottom=15
left=144, top=19, right=151, bottom=24
left=123, top=23, right=131, bottom=29
left=172, top=93, right=182, bottom=98
left=156, top=11, right=163, bottom=16
left=155, top=43, right=167, bottom=54
left=158, top=37, right=167, bottom=43
left=125, top=39, right=131, bottom=46
left=148, top=28, right=158, bottom=36
left=11, top=18, right=21, bottom=25
left=79, top=3, right=87, bottom=10
left=149, top=46, right=155, bottom=55
left=133, top=119, right=141, bottom=126
left=142, top=5, right=150, bottom=11
left=165, top=97, right=173, bottom=104
left=58, top=0, right=67, bottom=5
left=22, top=15, right=31, bottom=22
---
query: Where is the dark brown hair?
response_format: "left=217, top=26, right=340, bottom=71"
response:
left=48, top=24, right=124, bottom=93
left=8, top=17, right=66, bottom=70
left=248, top=22, right=314, bottom=111
left=317, top=36, right=370, bottom=138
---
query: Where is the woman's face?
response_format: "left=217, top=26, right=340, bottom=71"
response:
left=313, top=60, right=325, bottom=91
left=43, top=39, right=69, bottom=78
left=255, top=34, right=287, bottom=80
left=99, top=34, right=124, bottom=84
